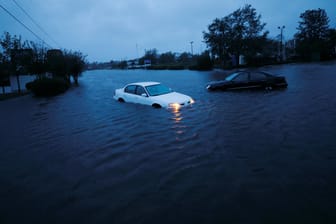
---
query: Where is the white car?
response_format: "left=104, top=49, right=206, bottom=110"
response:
left=113, top=82, right=194, bottom=109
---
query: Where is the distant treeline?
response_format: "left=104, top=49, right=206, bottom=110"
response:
left=87, top=50, right=212, bottom=71
left=89, top=5, right=336, bottom=71
left=0, top=32, right=86, bottom=95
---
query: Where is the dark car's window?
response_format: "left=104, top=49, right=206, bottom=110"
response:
left=225, top=72, right=240, bottom=81
left=250, top=72, right=268, bottom=81
left=232, top=72, right=249, bottom=82
left=125, top=85, right=136, bottom=94
left=135, top=86, right=147, bottom=96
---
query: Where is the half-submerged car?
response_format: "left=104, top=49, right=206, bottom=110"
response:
left=114, top=82, right=194, bottom=109
left=206, top=71, right=288, bottom=91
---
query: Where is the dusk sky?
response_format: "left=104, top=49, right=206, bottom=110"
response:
left=1, top=0, right=335, bottom=62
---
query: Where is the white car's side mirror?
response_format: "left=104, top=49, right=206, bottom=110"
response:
left=141, top=93, right=148, bottom=97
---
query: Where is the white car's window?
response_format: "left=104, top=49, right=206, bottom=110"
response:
left=125, top=85, right=136, bottom=94
left=145, top=84, right=172, bottom=96
left=135, top=86, right=147, bottom=96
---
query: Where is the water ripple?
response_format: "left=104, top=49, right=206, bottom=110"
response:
left=2, top=64, right=336, bottom=223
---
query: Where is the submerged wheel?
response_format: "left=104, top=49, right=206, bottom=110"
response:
left=118, top=98, right=125, bottom=102
left=152, top=103, right=162, bottom=108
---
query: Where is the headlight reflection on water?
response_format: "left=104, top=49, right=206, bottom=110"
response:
left=169, top=98, right=195, bottom=123
left=170, top=109, right=185, bottom=140
left=169, top=98, right=195, bottom=112
left=169, top=103, right=182, bottom=111
left=173, top=111, right=183, bottom=123
left=170, top=105, right=183, bottom=122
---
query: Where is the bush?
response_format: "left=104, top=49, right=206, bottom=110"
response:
left=196, top=53, right=213, bottom=71
left=146, top=64, right=186, bottom=70
left=167, top=65, right=185, bottom=70
left=188, top=53, right=213, bottom=71
left=26, top=77, right=70, bottom=96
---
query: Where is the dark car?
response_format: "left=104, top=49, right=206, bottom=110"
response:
left=206, top=71, right=288, bottom=91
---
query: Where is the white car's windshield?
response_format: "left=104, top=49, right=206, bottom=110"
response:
left=145, top=84, right=172, bottom=96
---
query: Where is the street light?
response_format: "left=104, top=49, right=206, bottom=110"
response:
left=278, top=25, right=285, bottom=61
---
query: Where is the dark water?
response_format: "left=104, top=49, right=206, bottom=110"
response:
left=1, top=62, right=336, bottom=224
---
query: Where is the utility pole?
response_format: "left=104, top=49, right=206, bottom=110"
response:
left=190, top=41, right=194, bottom=55
left=136, top=43, right=139, bottom=58
left=278, top=26, right=285, bottom=62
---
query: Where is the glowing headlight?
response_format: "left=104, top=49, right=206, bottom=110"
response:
left=169, top=103, right=181, bottom=110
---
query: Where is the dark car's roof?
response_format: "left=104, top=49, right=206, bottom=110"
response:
left=207, top=71, right=282, bottom=86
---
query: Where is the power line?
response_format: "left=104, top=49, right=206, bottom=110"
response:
left=0, top=3, right=52, bottom=48
left=11, top=0, right=61, bottom=48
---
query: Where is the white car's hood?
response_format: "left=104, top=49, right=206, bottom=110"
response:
left=152, top=92, right=191, bottom=106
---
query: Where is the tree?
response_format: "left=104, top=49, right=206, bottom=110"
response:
left=0, top=32, right=30, bottom=93
left=46, top=49, right=86, bottom=85
left=177, top=52, right=192, bottom=65
left=64, top=50, right=86, bottom=85
left=295, top=8, right=330, bottom=60
left=142, top=49, right=158, bottom=65
left=158, top=52, right=176, bottom=64
left=47, top=49, right=65, bottom=78
left=29, top=41, right=48, bottom=78
left=0, top=53, right=10, bottom=94
left=196, top=51, right=213, bottom=70
left=11, top=48, right=34, bottom=92
left=203, top=4, right=268, bottom=67
left=203, top=18, right=229, bottom=64
left=327, top=28, right=336, bottom=58
left=1, top=31, right=86, bottom=96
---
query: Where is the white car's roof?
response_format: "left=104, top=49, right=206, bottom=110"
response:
left=126, top=81, right=160, bottom=87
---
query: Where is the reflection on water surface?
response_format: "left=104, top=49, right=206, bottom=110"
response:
left=1, top=63, right=336, bottom=223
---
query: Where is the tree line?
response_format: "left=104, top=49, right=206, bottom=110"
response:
left=203, top=5, right=336, bottom=68
left=92, top=5, right=335, bottom=71
left=0, top=32, right=86, bottom=95
left=88, top=50, right=212, bottom=71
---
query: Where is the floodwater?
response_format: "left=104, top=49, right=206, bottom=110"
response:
left=1, top=62, right=336, bottom=224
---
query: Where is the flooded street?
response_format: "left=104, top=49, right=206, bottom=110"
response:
left=1, top=62, right=336, bottom=223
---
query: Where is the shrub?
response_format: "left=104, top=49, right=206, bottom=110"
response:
left=196, top=53, right=213, bottom=71
left=188, top=53, right=213, bottom=71
left=26, top=77, right=70, bottom=96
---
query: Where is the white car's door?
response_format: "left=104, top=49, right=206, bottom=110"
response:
left=134, top=85, right=151, bottom=106
left=123, top=85, right=137, bottom=103
left=123, top=85, right=151, bottom=105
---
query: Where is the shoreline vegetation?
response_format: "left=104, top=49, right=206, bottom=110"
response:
left=1, top=32, right=86, bottom=98
left=1, top=5, right=336, bottom=99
